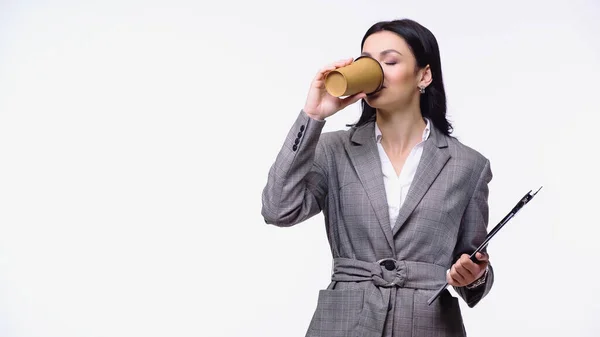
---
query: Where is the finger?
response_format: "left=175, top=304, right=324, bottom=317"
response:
left=475, top=252, right=489, bottom=262
left=446, top=270, right=456, bottom=286
left=314, top=65, right=337, bottom=81
left=463, top=256, right=489, bottom=283
left=459, top=256, right=479, bottom=277
left=446, top=269, right=459, bottom=286
left=332, top=57, right=354, bottom=68
left=314, top=58, right=354, bottom=82
left=454, top=264, right=470, bottom=282
left=450, top=265, right=467, bottom=285
left=447, top=271, right=463, bottom=287
left=324, top=59, right=353, bottom=72
left=340, top=92, right=367, bottom=108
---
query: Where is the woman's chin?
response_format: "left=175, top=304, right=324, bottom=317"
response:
left=365, top=93, right=386, bottom=107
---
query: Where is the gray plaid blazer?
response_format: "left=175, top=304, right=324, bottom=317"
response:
left=261, top=110, right=494, bottom=337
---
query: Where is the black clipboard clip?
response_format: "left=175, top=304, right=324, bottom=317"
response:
left=427, top=186, right=543, bottom=306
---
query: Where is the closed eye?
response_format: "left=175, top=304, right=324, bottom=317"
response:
left=384, top=62, right=396, bottom=65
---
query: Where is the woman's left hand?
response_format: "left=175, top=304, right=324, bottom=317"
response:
left=447, top=252, right=489, bottom=287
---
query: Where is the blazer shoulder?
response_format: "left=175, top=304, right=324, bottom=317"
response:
left=446, top=136, right=490, bottom=170
left=318, top=127, right=354, bottom=150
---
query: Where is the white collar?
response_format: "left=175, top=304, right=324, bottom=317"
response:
left=375, top=118, right=431, bottom=144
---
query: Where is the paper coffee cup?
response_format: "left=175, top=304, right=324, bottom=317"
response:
left=325, top=56, right=384, bottom=97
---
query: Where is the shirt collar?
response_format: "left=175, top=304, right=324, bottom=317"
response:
left=375, top=118, right=431, bottom=144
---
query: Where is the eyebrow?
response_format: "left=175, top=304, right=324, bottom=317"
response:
left=361, top=49, right=403, bottom=57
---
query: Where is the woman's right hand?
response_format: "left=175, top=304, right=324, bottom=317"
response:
left=303, top=58, right=367, bottom=121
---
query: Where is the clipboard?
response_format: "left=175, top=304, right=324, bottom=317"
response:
left=427, top=186, right=543, bottom=305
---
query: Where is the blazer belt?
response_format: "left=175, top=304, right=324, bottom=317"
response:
left=329, top=258, right=449, bottom=337
left=331, top=257, right=446, bottom=290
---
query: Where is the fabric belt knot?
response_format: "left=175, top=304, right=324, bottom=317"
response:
left=331, top=257, right=444, bottom=289
left=372, top=258, right=407, bottom=288
left=330, top=257, right=447, bottom=337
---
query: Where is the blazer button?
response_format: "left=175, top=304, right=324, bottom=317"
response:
left=297, top=132, right=303, bottom=138
left=381, top=260, right=395, bottom=271
left=294, top=138, right=300, bottom=144
left=300, top=125, right=305, bottom=132
left=293, top=145, right=298, bottom=151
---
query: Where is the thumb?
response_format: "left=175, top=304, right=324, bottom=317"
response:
left=340, top=92, right=366, bottom=108
left=475, top=252, right=489, bottom=262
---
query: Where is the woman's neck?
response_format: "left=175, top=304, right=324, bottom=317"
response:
left=375, top=107, right=427, bottom=156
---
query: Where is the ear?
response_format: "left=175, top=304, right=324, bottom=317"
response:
left=418, top=65, right=433, bottom=89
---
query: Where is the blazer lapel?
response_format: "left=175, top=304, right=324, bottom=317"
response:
left=344, top=122, right=395, bottom=252
left=392, top=125, right=451, bottom=236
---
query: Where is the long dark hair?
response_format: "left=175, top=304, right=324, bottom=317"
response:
left=352, top=19, right=453, bottom=136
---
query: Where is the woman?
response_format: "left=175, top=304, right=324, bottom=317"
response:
left=261, top=18, right=493, bottom=337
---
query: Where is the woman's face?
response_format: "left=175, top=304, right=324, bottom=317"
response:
left=361, top=31, right=429, bottom=111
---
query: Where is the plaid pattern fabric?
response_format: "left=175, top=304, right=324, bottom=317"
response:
left=262, top=110, right=494, bottom=337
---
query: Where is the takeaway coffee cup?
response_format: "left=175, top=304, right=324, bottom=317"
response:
left=324, top=56, right=384, bottom=97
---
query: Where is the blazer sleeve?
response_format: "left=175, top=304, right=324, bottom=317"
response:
left=261, top=110, right=329, bottom=227
left=452, top=158, right=494, bottom=308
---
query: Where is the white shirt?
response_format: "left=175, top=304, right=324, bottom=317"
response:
left=375, top=119, right=431, bottom=228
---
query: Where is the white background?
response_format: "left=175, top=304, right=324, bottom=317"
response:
left=1, top=0, right=599, bottom=336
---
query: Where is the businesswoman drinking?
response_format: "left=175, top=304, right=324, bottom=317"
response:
left=261, top=18, right=493, bottom=337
